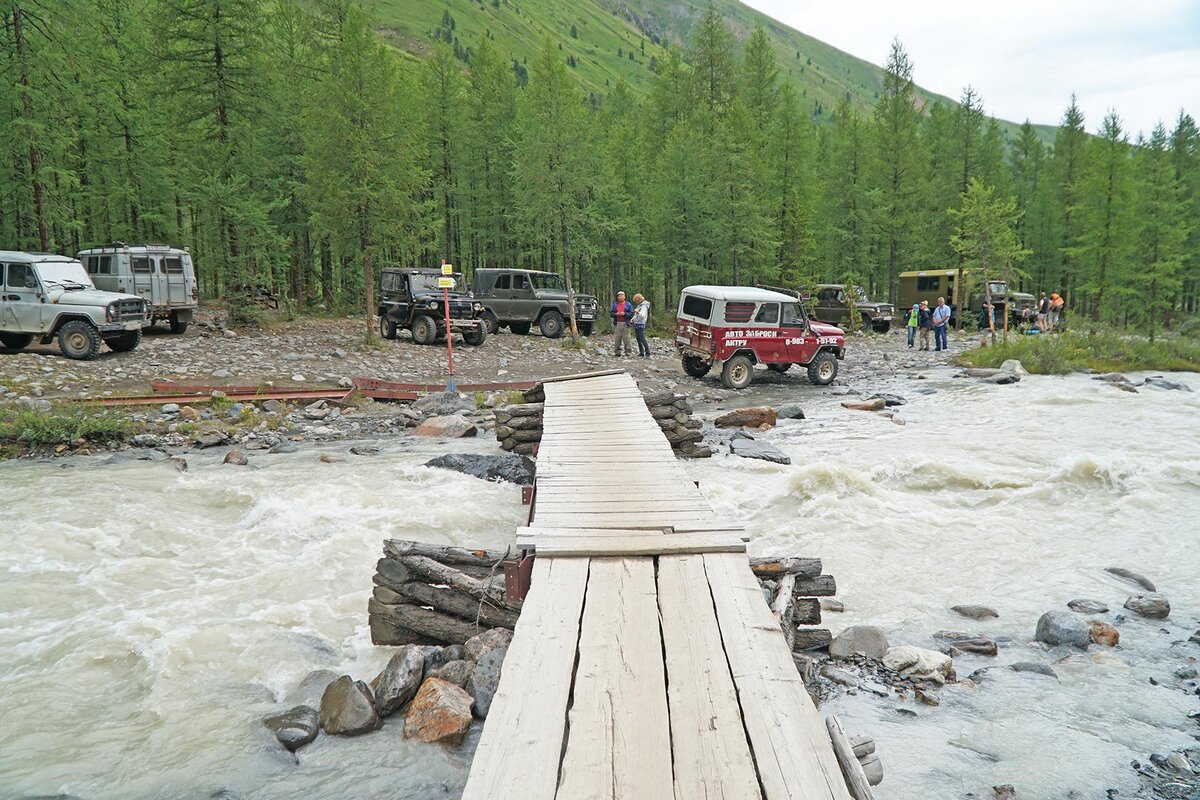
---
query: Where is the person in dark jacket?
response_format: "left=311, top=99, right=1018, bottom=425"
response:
left=611, top=291, right=633, bottom=357
left=917, top=300, right=933, bottom=351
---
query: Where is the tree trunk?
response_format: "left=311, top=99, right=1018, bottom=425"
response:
left=13, top=6, right=49, bottom=252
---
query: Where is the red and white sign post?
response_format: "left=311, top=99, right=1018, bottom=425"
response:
left=440, top=260, right=457, bottom=392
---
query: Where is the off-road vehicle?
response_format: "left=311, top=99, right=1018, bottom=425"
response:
left=806, top=284, right=895, bottom=333
left=897, top=270, right=1036, bottom=325
left=0, top=251, right=148, bottom=360
left=675, top=285, right=845, bottom=390
left=77, top=243, right=198, bottom=333
left=377, top=268, right=487, bottom=346
left=470, top=268, right=598, bottom=338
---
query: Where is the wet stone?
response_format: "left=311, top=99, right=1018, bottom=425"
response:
left=373, top=646, right=425, bottom=717
left=1068, top=599, right=1109, bottom=614
left=467, top=647, right=506, bottom=719
left=318, top=676, right=381, bottom=736
left=951, top=604, right=999, bottom=620
left=263, top=705, right=319, bottom=752
left=403, top=677, right=474, bottom=746
left=1124, top=593, right=1170, bottom=619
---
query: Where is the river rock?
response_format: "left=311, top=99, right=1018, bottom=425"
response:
left=715, top=407, right=777, bottom=428
left=1144, top=377, right=1192, bottom=392
left=430, top=659, right=475, bottom=687
left=819, top=664, right=860, bottom=687
left=1068, top=599, right=1109, bottom=614
left=774, top=403, right=806, bottom=420
left=412, top=415, right=478, bottom=438
left=1088, top=620, right=1120, bottom=647
left=883, top=646, right=955, bottom=684
left=821, top=599, right=845, bottom=613
left=948, top=637, right=999, bottom=656
left=262, top=399, right=282, bottom=413
left=467, top=647, right=506, bottom=719
left=1106, top=566, right=1156, bottom=591
left=1035, top=612, right=1090, bottom=648
left=421, top=644, right=467, bottom=671
left=318, top=676, right=382, bottom=736
left=1000, top=359, right=1027, bottom=377
left=829, top=625, right=890, bottom=660
left=263, top=705, right=319, bottom=752
left=223, top=449, right=248, bottom=466
left=464, top=628, right=513, bottom=662
left=373, top=646, right=426, bottom=717
left=841, top=398, right=886, bottom=411
left=193, top=428, right=228, bottom=448
left=403, top=677, right=474, bottom=745
left=130, top=434, right=163, bottom=448
left=161, top=403, right=180, bottom=414
left=951, top=604, right=999, bottom=620
left=286, top=669, right=339, bottom=707
left=1010, top=662, right=1058, bottom=679
left=866, top=393, right=907, bottom=407
left=915, top=687, right=940, bottom=706
left=412, top=392, right=476, bottom=416
left=1124, top=593, right=1170, bottom=619
left=982, top=372, right=1020, bottom=384
left=993, top=785, right=1017, bottom=800
left=729, top=438, right=791, bottom=465
left=423, top=453, right=535, bottom=485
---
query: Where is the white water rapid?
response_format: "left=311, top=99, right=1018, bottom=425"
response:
left=1, top=367, right=1197, bottom=799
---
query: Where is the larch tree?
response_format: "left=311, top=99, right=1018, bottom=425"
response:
left=872, top=38, right=922, bottom=303
left=1132, top=123, right=1185, bottom=336
left=1078, top=111, right=1133, bottom=321
left=1048, top=96, right=1088, bottom=302
left=948, top=178, right=1027, bottom=341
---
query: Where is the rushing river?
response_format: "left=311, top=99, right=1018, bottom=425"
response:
left=2, top=367, right=1198, bottom=799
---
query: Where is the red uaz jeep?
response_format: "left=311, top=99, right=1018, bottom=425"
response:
left=674, top=285, right=846, bottom=390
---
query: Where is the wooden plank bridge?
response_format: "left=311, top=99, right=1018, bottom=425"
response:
left=462, top=372, right=854, bottom=800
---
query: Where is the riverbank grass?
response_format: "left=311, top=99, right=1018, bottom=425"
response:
left=957, top=329, right=1200, bottom=375
left=0, top=403, right=132, bottom=456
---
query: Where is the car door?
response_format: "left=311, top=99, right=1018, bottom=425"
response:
left=488, top=274, right=511, bottom=321
left=511, top=273, right=534, bottom=321
left=1, top=262, right=46, bottom=332
left=163, top=254, right=187, bottom=306
left=752, top=302, right=788, bottom=363
left=130, top=254, right=155, bottom=306
left=783, top=302, right=817, bottom=364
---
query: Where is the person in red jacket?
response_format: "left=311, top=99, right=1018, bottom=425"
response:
left=610, top=291, right=633, bottom=357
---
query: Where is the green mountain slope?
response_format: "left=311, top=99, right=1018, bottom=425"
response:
left=368, top=0, right=1058, bottom=143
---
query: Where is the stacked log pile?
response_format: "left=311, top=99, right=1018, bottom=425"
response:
left=369, top=541, right=520, bottom=647
left=750, top=556, right=837, bottom=652
left=495, top=381, right=709, bottom=458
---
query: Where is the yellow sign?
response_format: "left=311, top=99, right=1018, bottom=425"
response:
left=441, top=263, right=454, bottom=276
left=437, top=276, right=456, bottom=289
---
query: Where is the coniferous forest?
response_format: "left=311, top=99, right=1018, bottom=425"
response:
left=2, top=1, right=1197, bottom=329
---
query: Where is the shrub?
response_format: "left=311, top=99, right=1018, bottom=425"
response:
left=957, top=328, right=1200, bottom=374
left=0, top=405, right=131, bottom=446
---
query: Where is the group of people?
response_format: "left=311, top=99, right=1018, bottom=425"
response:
left=904, top=296, right=953, bottom=351
left=610, top=291, right=652, bottom=358
left=1035, top=292, right=1065, bottom=332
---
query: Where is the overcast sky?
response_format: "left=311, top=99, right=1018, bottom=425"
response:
left=742, top=0, right=1199, bottom=138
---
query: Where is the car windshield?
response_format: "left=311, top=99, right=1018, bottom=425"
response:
left=988, top=281, right=1008, bottom=295
left=408, top=272, right=462, bottom=293
left=852, top=286, right=869, bottom=303
left=35, top=260, right=94, bottom=290
left=530, top=272, right=564, bottom=291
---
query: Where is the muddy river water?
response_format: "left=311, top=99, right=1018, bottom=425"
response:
left=2, top=366, right=1198, bottom=799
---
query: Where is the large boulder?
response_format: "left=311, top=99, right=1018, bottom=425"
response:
left=464, top=628, right=514, bottom=662
left=829, top=626, right=890, bottom=660
left=715, top=407, right=777, bottom=429
left=1124, top=593, right=1170, bottom=619
left=319, top=676, right=382, bottom=736
left=373, top=646, right=426, bottom=717
left=430, top=659, right=475, bottom=687
left=424, top=453, right=535, bottom=485
left=412, top=415, right=478, bottom=438
left=404, top=677, right=474, bottom=745
left=730, top=439, right=790, bottom=464
left=999, top=359, right=1027, bottom=377
left=1034, top=612, right=1090, bottom=648
left=467, top=647, right=506, bottom=719
left=263, top=705, right=319, bottom=752
left=412, top=392, right=476, bottom=416
left=882, top=646, right=955, bottom=684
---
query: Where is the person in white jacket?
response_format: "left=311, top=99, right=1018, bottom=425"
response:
left=632, top=293, right=651, bottom=358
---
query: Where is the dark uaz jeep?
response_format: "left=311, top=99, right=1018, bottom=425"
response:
left=470, top=268, right=598, bottom=338
left=807, top=284, right=895, bottom=333
left=377, top=268, right=487, bottom=346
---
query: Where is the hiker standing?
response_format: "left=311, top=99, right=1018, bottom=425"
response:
left=611, top=291, right=633, bottom=357
left=632, top=293, right=651, bottom=358
left=1048, top=293, right=1064, bottom=330
left=1036, top=292, right=1050, bottom=332
left=905, top=303, right=920, bottom=348
left=917, top=301, right=933, bottom=350
left=932, top=296, right=951, bottom=351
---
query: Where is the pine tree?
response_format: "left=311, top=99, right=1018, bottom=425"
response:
left=462, top=37, right=517, bottom=270
left=1170, top=113, right=1200, bottom=315
left=1048, top=96, right=1088, bottom=302
left=872, top=38, right=922, bottom=302
left=948, top=178, right=1027, bottom=340
left=421, top=44, right=467, bottom=265
left=1078, top=111, right=1132, bottom=320
left=1132, top=123, right=1185, bottom=336
left=819, top=99, right=873, bottom=283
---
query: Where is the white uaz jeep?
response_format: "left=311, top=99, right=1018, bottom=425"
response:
left=0, top=251, right=148, bottom=360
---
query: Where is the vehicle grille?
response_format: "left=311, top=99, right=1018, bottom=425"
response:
left=880, top=305, right=895, bottom=316
left=447, top=300, right=475, bottom=320
left=111, top=299, right=145, bottom=322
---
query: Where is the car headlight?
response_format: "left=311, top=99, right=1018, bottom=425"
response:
left=474, top=302, right=482, bottom=311
left=106, top=303, right=114, bottom=322
left=427, top=300, right=437, bottom=309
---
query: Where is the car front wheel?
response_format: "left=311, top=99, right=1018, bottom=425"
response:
left=720, top=355, right=754, bottom=390
left=807, top=351, right=838, bottom=385
left=579, top=321, right=594, bottom=337
left=539, top=310, right=564, bottom=339
left=411, top=315, right=438, bottom=345
left=58, top=320, right=102, bottom=360
left=106, top=328, right=142, bottom=353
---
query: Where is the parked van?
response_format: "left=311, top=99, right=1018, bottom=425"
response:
left=896, top=269, right=1035, bottom=326
left=76, top=244, right=198, bottom=333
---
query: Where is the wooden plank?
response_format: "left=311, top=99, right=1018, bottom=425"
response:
left=534, top=501, right=711, bottom=513
left=657, top=555, right=764, bottom=800
left=555, top=558, right=672, bottom=800
left=461, top=557, right=590, bottom=800
left=540, top=368, right=627, bottom=382
left=826, top=716, right=876, bottom=800
left=702, top=552, right=853, bottom=800
left=518, top=526, right=671, bottom=538
left=516, top=532, right=746, bottom=557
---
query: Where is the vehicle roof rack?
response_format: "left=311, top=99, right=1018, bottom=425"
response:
left=755, top=283, right=799, bottom=299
